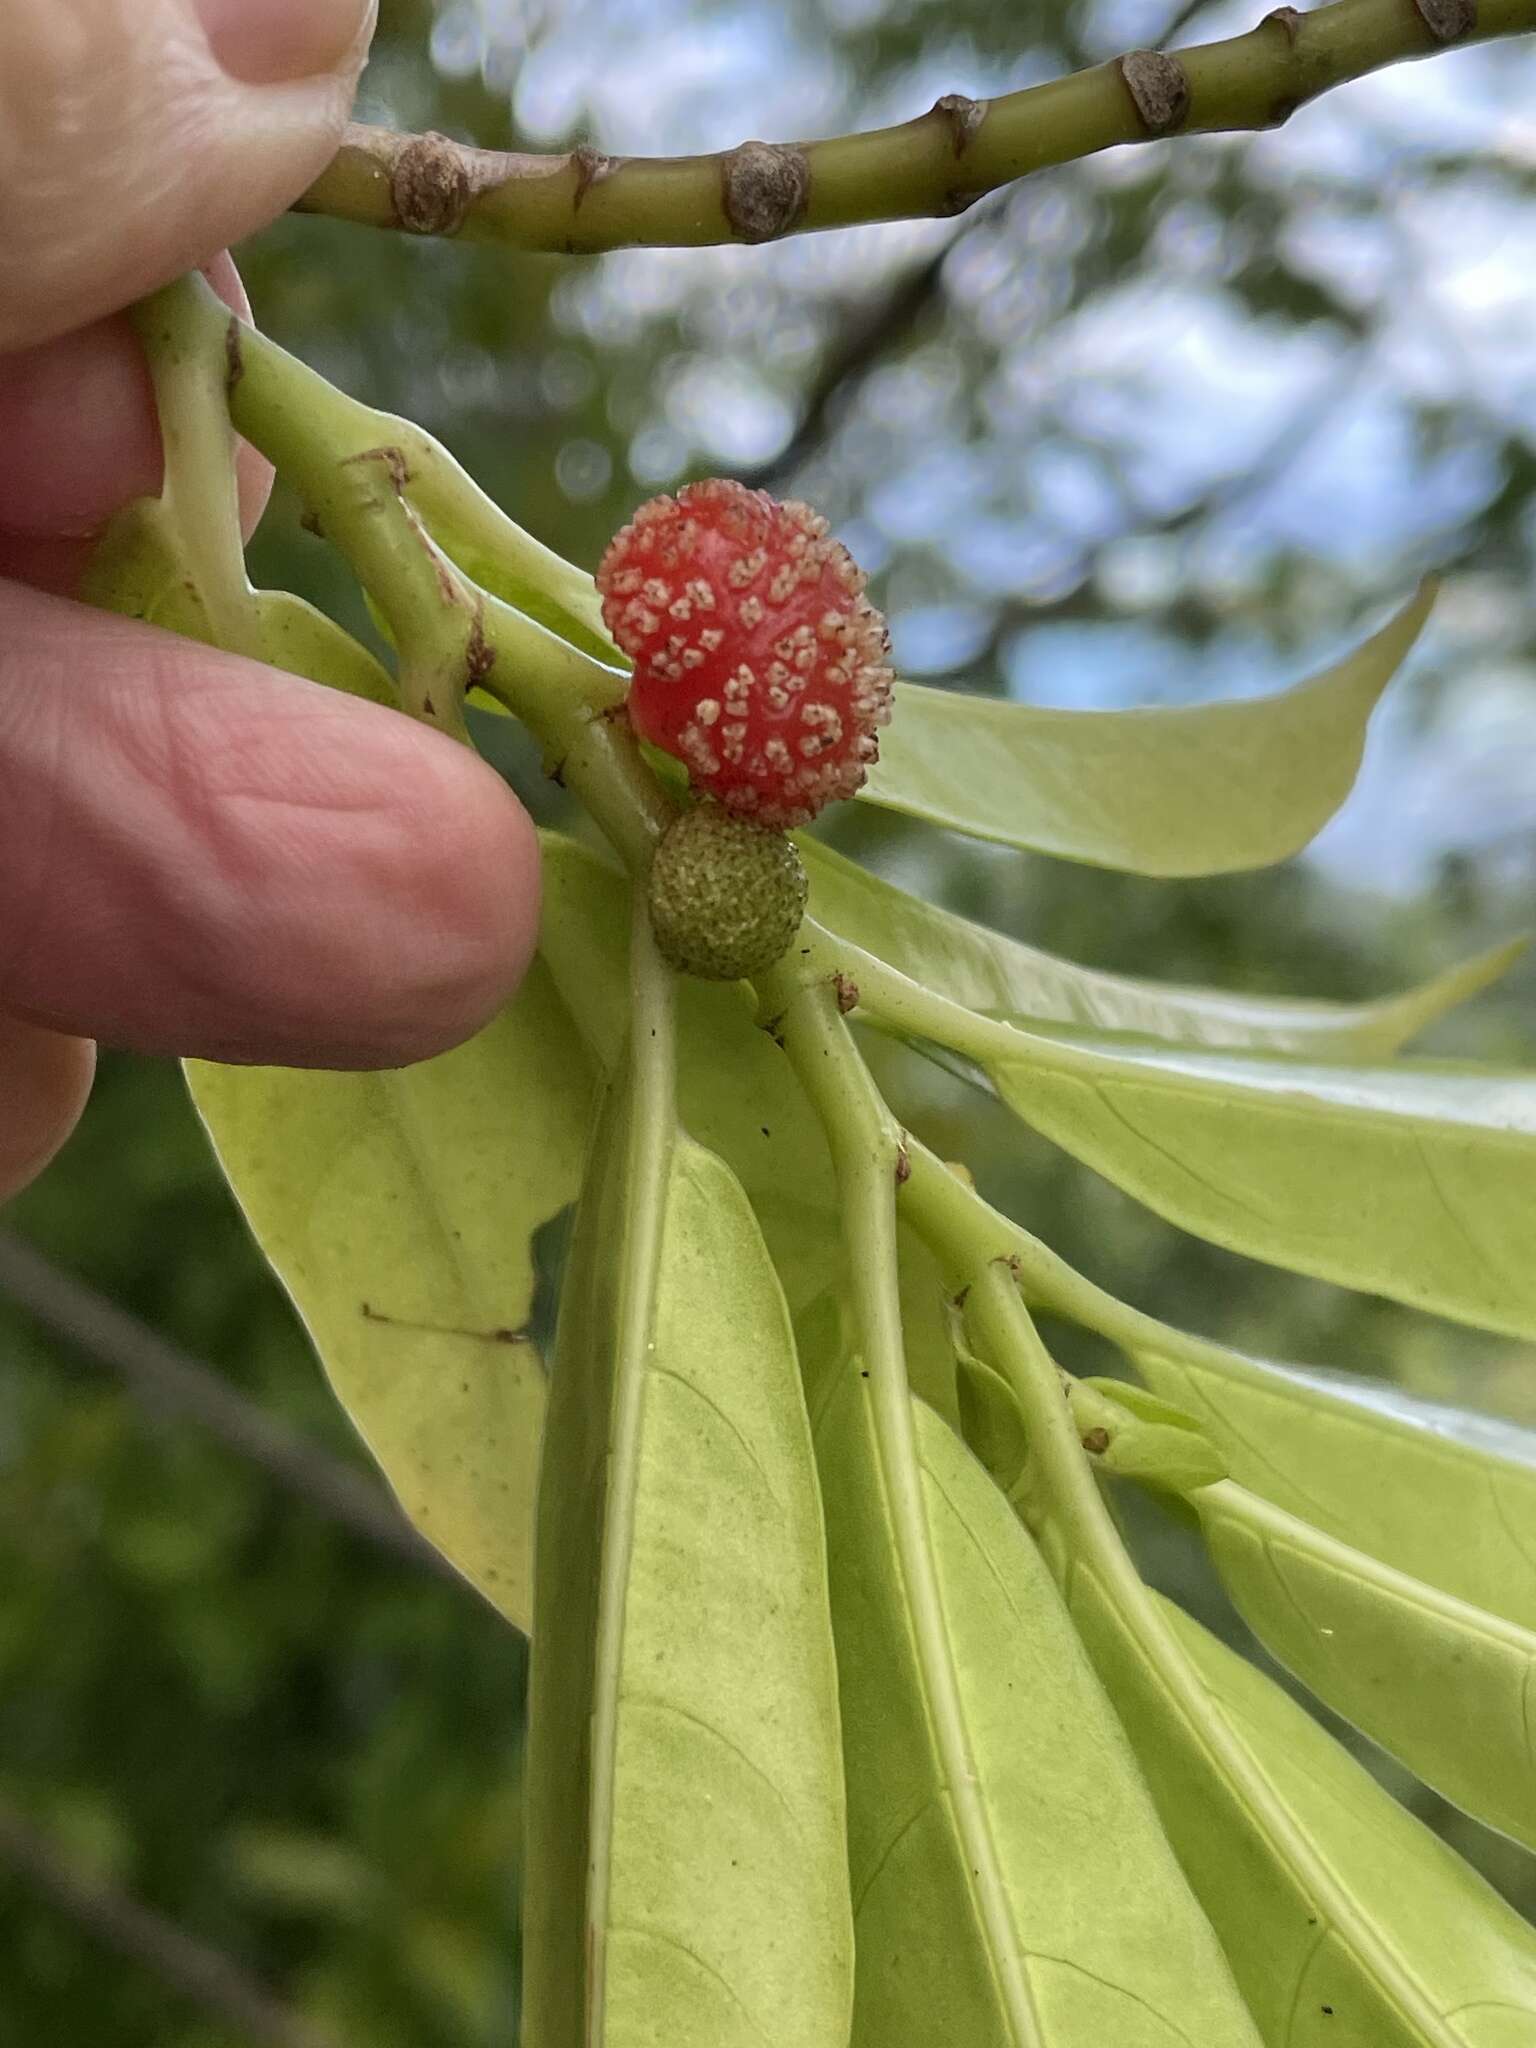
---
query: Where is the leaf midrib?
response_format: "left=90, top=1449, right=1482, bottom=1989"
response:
left=864, top=1367, right=1046, bottom=2046
left=584, top=933, right=679, bottom=2047
left=1074, top=1557, right=1469, bottom=2045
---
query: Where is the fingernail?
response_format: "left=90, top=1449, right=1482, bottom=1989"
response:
left=196, top=0, right=375, bottom=85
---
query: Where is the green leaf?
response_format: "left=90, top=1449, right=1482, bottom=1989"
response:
left=1192, top=1479, right=1536, bottom=1853
left=860, top=586, right=1432, bottom=875
left=807, top=1353, right=1262, bottom=2046
left=968, top=1275, right=1536, bottom=2048
left=537, top=831, right=843, bottom=1315
left=984, top=1029, right=1536, bottom=1341
left=1174, top=1598, right=1536, bottom=2045
left=523, top=975, right=852, bottom=2047
left=79, top=495, right=188, bottom=620
left=1061, top=1554, right=1536, bottom=2046
left=801, top=835, right=1522, bottom=1058
left=897, top=1223, right=964, bottom=1427
left=955, top=1349, right=1031, bottom=1496
left=81, top=493, right=396, bottom=704
left=252, top=590, right=396, bottom=704
left=1130, top=1334, right=1536, bottom=1634
left=186, top=962, right=593, bottom=1631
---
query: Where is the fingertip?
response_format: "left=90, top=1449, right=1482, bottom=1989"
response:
left=0, top=588, right=543, bottom=1070
left=0, top=1016, right=95, bottom=1203
left=0, top=255, right=272, bottom=594
left=0, top=0, right=370, bottom=352
left=299, top=717, right=545, bottom=1069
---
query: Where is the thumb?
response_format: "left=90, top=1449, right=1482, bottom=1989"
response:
left=0, top=0, right=376, bottom=352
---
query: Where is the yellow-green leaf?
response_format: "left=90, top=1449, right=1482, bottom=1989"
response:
left=1132, top=1333, right=1536, bottom=1633
left=967, top=1274, right=1536, bottom=2048
left=186, top=963, right=593, bottom=1630
left=1067, top=1376, right=1228, bottom=1492
left=523, top=954, right=851, bottom=2047
left=802, top=835, right=1522, bottom=1058
left=1067, top=1571, right=1536, bottom=2047
left=1193, top=1479, right=1536, bottom=1852
left=984, top=1029, right=1536, bottom=1341
left=82, top=493, right=396, bottom=704
left=808, top=1351, right=1261, bottom=2046
left=537, top=830, right=843, bottom=1315
left=861, top=586, right=1432, bottom=875
left=253, top=590, right=395, bottom=704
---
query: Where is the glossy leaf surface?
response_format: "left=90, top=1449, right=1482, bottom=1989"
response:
left=860, top=587, right=1431, bottom=875
left=1193, top=1480, right=1536, bottom=1852
left=187, top=964, right=592, bottom=1629
left=1131, top=1335, right=1536, bottom=1633
left=802, top=835, right=1519, bottom=1058
left=809, top=1353, right=1260, bottom=2047
left=524, top=1019, right=851, bottom=2048
left=988, top=1030, right=1536, bottom=1340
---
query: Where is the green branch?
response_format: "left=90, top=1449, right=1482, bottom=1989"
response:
left=161, top=274, right=670, bottom=861
left=132, top=282, right=262, bottom=662
left=295, top=0, right=1534, bottom=253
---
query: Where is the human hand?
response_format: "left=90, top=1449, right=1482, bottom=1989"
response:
left=0, top=0, right=542, bottom=1202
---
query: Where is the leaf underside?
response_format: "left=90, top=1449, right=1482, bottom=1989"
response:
left=801, top=834, right=1522, bottom=1060
left=1194, top=1479, right=1536, bottom=1853
left=861, top=586, right=1433, bottom=876
left=186, top=961, right=593, bottom=1630
left=1061, top=1563, right=1536, bottom=2048
left=523, top=1039, right=852, bottom=2048
left=805, top=1331, right=1261, bottom=2048
left=988, top=1029, right=1536, bottom=1342
left=1131, top=1336, right=1536, bottom=1634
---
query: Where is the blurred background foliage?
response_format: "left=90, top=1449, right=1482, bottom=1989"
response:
left=4, top=0, right=1536, bottom=2038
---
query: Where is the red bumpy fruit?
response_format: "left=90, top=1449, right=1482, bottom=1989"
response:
left=596, top=478, right=894, bottom=827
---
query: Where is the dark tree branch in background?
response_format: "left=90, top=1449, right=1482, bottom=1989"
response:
left=927, top=337, right=1376, bottom=683
left=0, top=1230, right=459, bottom=1587
left=744, top=232, right=962, bottom=496
left=293, top=0, right=1533, bottom=253
left=1159, top=0, right=1224, bottom=50
left=0, top=1804, right=339, bottom=2048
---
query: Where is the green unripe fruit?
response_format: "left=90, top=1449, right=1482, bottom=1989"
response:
left=647, top=804, right=808, bottom=982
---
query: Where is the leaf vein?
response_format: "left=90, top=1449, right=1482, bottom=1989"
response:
left=608, top=1922, right=774, bottom=2046
left=850, top=1792, right=938, bottom=1919
left=619, top=1692, right=805, bottom=1845
left=646, top=1362, right=785, bottom=1511
left=1083, top=1080, right=1280, bottom=1227
left=1281, top=1916, right=1331, bottom=2047
left=1025, top=1950, right=1202, bottom=2048
left=1488, top=1472, right=1536, bottom=1591
left=1412, top=1133, right=1511, bottom=1307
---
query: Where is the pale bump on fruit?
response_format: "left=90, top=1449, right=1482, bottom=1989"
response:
left=647, top=803, right=809, bottom=982
left=596, top=478, right=893, bottom=827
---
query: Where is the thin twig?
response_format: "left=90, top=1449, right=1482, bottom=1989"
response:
left=0, top=1803, right=340, bottom=2048
left=744, top=226, right=970, bottom=494
left=0, top=1229, right=458, bottom=1584
left=293, top=0, right=1532, bottom=253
